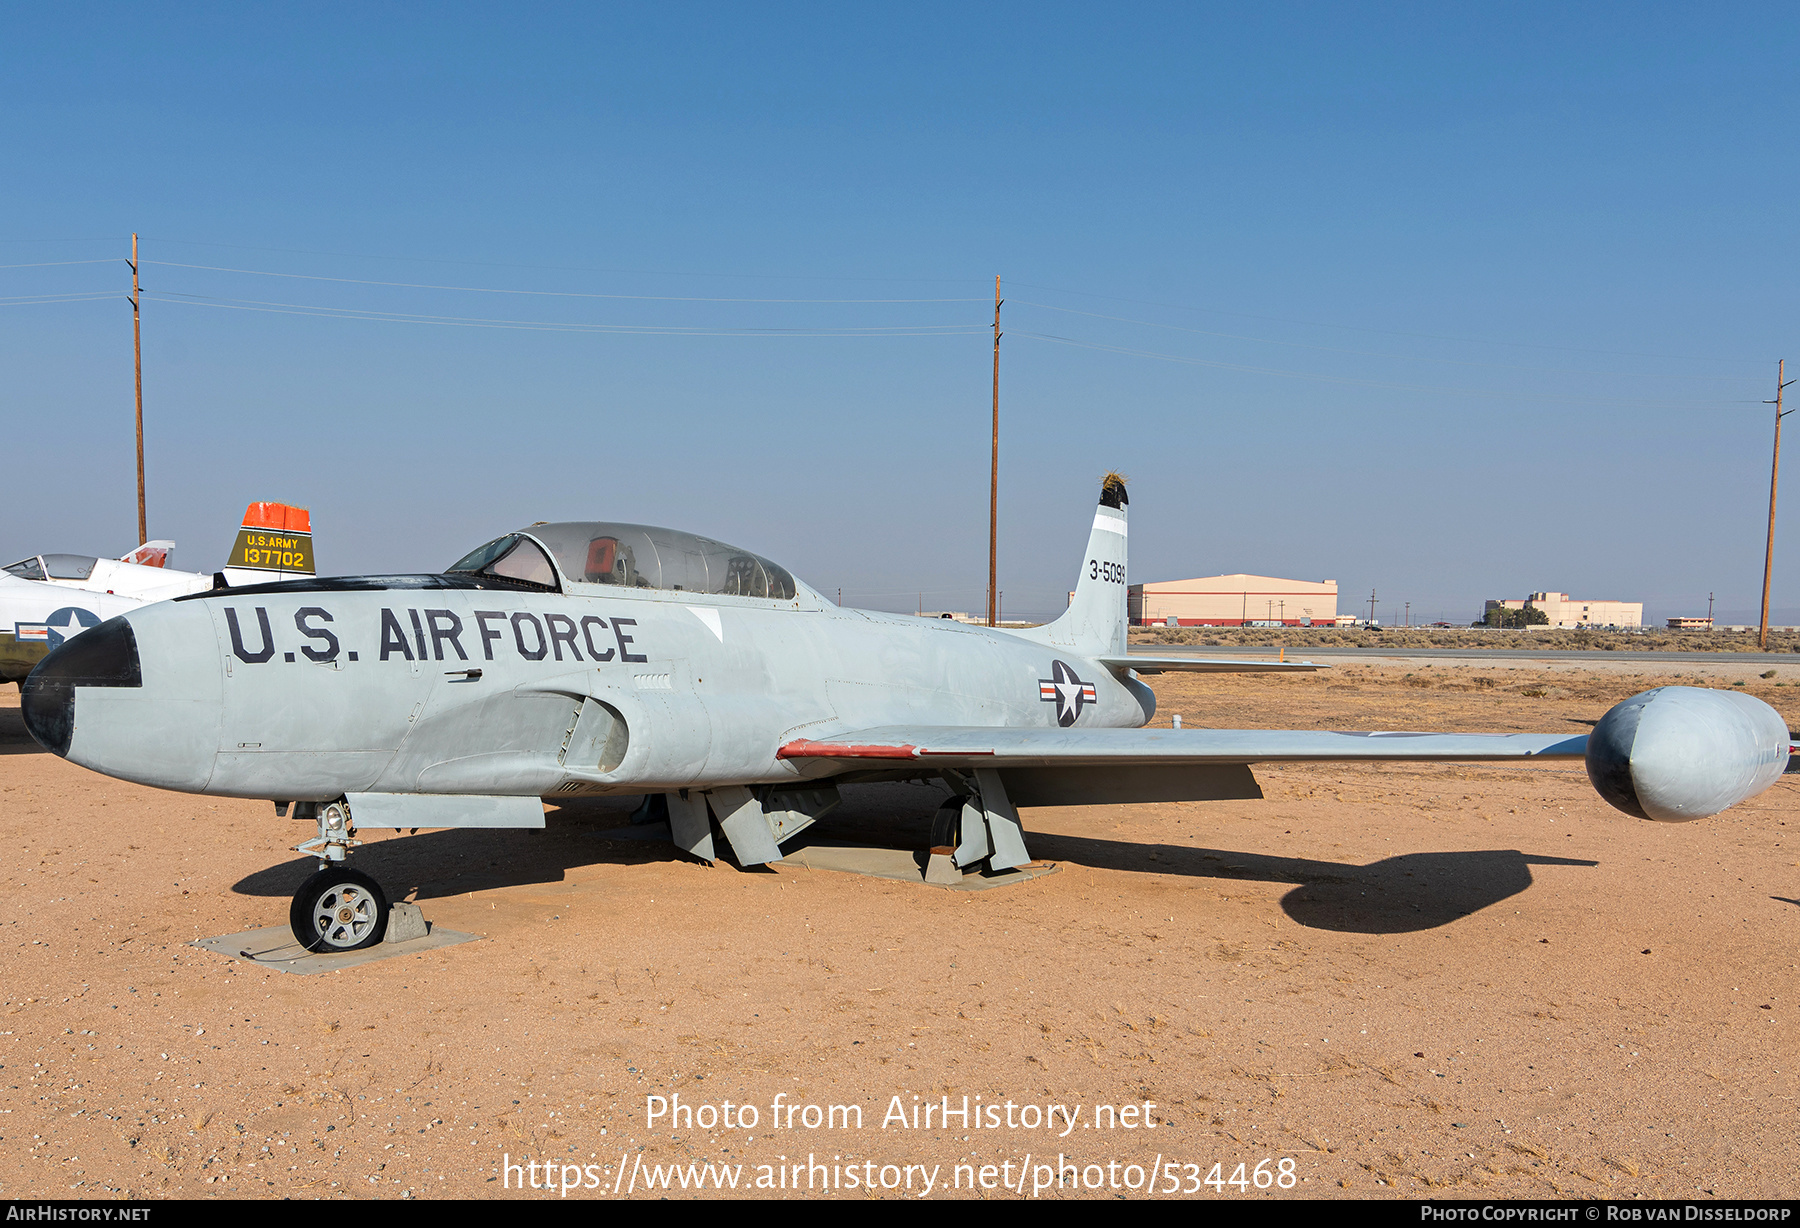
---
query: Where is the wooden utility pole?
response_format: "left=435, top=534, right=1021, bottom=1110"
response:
left=129, top=233, right=146, bottom=545
left=1760, top=359, right=1795, bottom=649
left=988, top=276, right=1001, bottom=627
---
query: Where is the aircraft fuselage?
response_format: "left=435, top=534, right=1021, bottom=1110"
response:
left=38, top=576, right=1155, bottom=802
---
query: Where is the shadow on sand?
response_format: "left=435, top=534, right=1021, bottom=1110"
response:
left=0, top=706, right=44, bottom=755
left=230, top=794, right=662, bottom=902
left=1026, top=829, right=1596, bottom=933
left=229, top=784, right=1596, bottom=935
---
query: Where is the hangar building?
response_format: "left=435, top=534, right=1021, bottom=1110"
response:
left=1128, top=574, right=1339, bottom=626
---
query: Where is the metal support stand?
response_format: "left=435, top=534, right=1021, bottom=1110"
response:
left=974, top=769, right=1030, bottom=871
left=927, top=771, right=1034, bottom=883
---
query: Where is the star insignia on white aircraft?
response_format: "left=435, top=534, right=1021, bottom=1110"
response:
left=43, top=606, right=100, bottom=649
left=1038, top=659, right=1097, bottom=727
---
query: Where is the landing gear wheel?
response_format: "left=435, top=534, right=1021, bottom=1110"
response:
left=290, top=867, right=390, bottom=952
left=930, top=796, right=965, bottom=850
left=926, top=796, right=968, bottom=885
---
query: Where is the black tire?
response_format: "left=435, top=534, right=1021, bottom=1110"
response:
left=930, top=796, right=965, bottom=851
left=290, top=866, right=390, bottom=952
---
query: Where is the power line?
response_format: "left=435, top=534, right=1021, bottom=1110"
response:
left=1011, top=330, right=1749, bottom=408
left=1, top=241, right=1770, bottom=410
left=1008, top=278, right=1762, bottom=365
left=1012, top=300, right=1761, bottom=382
left=0, top=241, right=1768, bottom=367
left=0, top=292, right=121, bottom=305
left=139, top=235, right=978, bottom=284
left=148, top=293, right=983, bottom=336
left=143, top=260, right=982, bottom=304
left=0, top=259, right=119, bottom=269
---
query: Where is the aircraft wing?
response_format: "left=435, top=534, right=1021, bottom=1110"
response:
left=1095, top=653, right=1323, bottom=674
left=778, top=725, right=1588, bottom=767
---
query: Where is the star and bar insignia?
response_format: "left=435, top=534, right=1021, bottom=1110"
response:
left=1039, top=659, right=1097, bottom=727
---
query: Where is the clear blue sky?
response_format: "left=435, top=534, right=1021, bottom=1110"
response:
left=4, top=4, right=1797, bottom=622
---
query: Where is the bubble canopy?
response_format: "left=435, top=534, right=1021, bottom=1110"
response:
left=446, top=523, right=797, bottom=601
left=5, top=554, right=99, bottom=581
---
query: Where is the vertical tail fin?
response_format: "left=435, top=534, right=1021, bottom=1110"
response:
left=119, top=540, right=174, bottom=569
left=1014, top=473, right=1129, bottom=655
left=218, top=502, right=315, bottom=587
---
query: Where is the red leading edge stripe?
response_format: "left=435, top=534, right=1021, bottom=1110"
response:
left=775, top=741, right=998, bottom=760
left=777, top=741, right=920, bottom=760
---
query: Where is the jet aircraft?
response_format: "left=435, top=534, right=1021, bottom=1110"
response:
left=21, top=476, right=1792, bottom=952
left=2, top=502, right=316, bottom=683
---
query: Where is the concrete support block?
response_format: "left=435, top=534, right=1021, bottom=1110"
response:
left=384, top=901, right=429, bottom=944
left=924, top=851, right=962, bottom=885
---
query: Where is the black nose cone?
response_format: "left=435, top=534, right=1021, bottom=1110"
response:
left=21, top=616, right=142, bottom=757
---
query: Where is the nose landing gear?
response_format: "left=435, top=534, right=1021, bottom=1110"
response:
left=290, top=867, right=390, bottom=952
left=289, top=799, right=391, bottom=951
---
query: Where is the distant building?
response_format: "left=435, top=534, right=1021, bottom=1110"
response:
left=1666, top=617, right=1713, bottom=631
left=1127, top=574, right=1338, bottom=627
left=1485, top=591, right=1643, bottom=629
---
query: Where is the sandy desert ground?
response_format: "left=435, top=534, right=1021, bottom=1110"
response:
left=1, top=657, right=1795, bottom=1201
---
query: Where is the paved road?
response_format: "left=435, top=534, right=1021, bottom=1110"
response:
left=1128, top=644, right=1800, bottom=667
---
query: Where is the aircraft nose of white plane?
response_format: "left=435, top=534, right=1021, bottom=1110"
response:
left=21, top=607, right=222, bottom=792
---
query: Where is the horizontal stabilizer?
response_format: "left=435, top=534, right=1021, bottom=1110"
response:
left=779, top=725, right=1588, bottom=767
left=1096, top=654, right=1324, bottom=674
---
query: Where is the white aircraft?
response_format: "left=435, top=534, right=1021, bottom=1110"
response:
left=2, top=502, right=315, bottom=683
left=21, top=477, right=1792, bottom=952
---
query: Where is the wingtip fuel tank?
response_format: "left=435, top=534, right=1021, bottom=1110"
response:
left=1586, top=686, right=1791, bottom=821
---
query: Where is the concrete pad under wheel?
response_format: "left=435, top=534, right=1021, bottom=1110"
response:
left=190, top=918, right=481, bottom=974
left=782, top=843, right=1060, bottom=890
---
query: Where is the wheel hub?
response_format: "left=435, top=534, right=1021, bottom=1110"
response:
left=311, top=885, right=379, bottom=949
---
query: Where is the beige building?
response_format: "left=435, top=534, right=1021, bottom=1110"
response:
left=1486, top=591, right=1643, bottom=629
left=1128, top=574, right=1338, bottom=626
